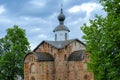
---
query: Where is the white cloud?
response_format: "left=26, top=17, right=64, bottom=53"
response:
left=29, top=0, right=46, bottom=7
left=30, top=27, right=41, bottom=32
left=0, top=5, right=6, bottom=14
left=48, top=12, right=58, bottom=19
left=22, top=16, right=30, bottom=21
left=18, top=16, right=47, bottom=25
left=38, top=34, right=47, bottom=39
left=68, top=5, right=81, bottom=13
left=68, top=3, right=102, bottom=16
left=67, top=2, right=104, bottom=27
left=0, top=18, right=12, bottom=23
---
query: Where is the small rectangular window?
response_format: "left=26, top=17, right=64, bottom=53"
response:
left=65, top=33, right=67, bottom=40
left=64, top=54, right=66, bottom=60
left=55, top=34, right=57, bottom=41
left=75, top=42, right=76, bottom=46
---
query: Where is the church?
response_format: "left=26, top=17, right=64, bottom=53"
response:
left=24, top=8, right=94, bottom=80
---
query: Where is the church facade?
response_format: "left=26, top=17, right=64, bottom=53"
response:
left=24, top=8, right=94, bottom=80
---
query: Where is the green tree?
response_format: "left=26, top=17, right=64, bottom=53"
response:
left=0, top=25, right=30, bottom=80
left=0, top=38, right=4, bottom=57
left=81, top=0, right=120, bottom=80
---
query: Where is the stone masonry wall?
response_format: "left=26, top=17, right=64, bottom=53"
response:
left=24, top=53, right=54, bottom=80
left=24, top=41, right=94, bottom=80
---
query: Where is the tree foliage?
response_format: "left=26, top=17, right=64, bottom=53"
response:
left=81, top=0, right=120, bottom=80
left=0, top=25, right=30, bottom=80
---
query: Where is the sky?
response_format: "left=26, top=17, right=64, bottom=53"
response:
left=0, top=0, right=106, bottom=50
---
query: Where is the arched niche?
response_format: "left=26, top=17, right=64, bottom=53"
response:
left=30, top=63, right=36, bottom=74
left=31, top=76, right=35, bottom=80
left=84, top=74, right=90, bottom=80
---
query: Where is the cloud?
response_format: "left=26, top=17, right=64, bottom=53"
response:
left=0, top=5, right=6, bottom=14
left=14, top=16, right=47, bottom=26
left=0, top=0, right=106, bottom=50
left=0, top=17, right=12, bottom=23
left=29, top=0, right=46, bottom=7
left=30, top=27, right=41, bottom=33
left=68, top=2, right=102, bottom=16
left=67, top=2, right=105, bottom=27
left=38, top=34, right=47, bottom=39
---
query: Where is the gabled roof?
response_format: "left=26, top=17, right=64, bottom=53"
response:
left=68, top=50, right=85, bottom=61
left=24, top=52, right=54, bottom=61
left=33, top=38, right=85, bottom=51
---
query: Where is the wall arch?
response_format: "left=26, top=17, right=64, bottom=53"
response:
left=68, top=50, right=85, bottom=61
left=84, top=74, right=90, bottom=80
left=31, top=76, right=35, bottom=80
left=30, top=63, right=35, bottom=74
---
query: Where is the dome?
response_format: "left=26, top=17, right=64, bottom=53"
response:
left=53, top=8, right=70, bottom=32
left=53, top=8, right=70, bottom=33
left=53, top=25, right=70, bottom=32
left=58, top=10, right=65, bottom=21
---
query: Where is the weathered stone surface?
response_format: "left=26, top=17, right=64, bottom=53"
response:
left=24, top=40, right=94, bottom=80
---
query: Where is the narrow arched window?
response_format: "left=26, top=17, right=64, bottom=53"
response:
left=64, top=54, right=66, bottom=60
left=75, top=42, right=76, bottom=46
left=30, top=64, right=35, bottom=74
left=65, top=33, right=67, bottom=40
left=84, top=74, right=89, bottom=80
left=55, top=34, right=57, bottom=41
left=31, top=76, right=35, bottom=80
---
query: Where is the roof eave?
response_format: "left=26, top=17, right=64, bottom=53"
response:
left=53, top=29, right=70, bottom=32
left=24, top=52, right=34, bottom=62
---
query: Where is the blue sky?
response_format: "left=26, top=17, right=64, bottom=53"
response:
left=0, top=0, right=106, bottom=50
